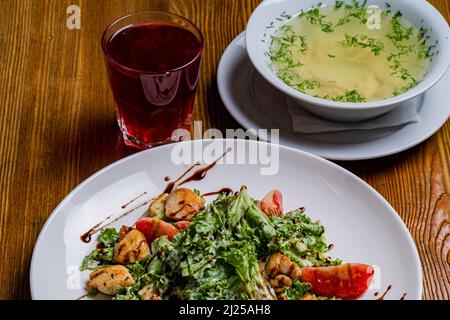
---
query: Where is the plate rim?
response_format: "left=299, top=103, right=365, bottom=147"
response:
left=30, top=139, right=423, bottom=299
left=217, top=32, right=449, bottom=161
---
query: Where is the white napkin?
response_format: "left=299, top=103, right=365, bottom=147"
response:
left=287, top=98, right=421, bottom=134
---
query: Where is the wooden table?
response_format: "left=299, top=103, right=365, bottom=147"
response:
left=0, top=0, right=448, bottom=300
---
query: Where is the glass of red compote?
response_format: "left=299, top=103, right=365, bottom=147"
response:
left=101, top=12, right=204, bottom=149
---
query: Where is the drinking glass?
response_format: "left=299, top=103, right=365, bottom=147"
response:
left=101, top=12, right=204, bottom=149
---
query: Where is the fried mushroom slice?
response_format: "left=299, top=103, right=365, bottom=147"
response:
left=113, top=229, right=150, bottom=264
left=119, top=225, right=132, bottom=240
left=148, top=193, right=169, bottom=218
left=165, top=188, right=205, bottom=221
left=269, top=274, right=292, bottom=294
left=87, top=265, right=135, bottom=296
left=299, top=294, right=318, bottom=300
left=265, top=252, right=302, bottom=299
left=138, top=284, right=162, bottom=300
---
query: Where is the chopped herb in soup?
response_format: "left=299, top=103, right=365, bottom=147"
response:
left=267, top=1, right=432, bottom=102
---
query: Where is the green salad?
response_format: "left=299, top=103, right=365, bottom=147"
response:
left=81, top=187, right=373, bottom=300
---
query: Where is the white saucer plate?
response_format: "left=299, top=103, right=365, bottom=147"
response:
left=218, top=32, right=450, bottom=161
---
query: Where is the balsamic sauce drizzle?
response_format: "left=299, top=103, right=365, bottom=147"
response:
left=377, top=285, right=392, bottom=300
left=81, top=148, right=233, bottom=243
left=178, top=148, right=232, bottom=187
left=163, top=163, right=200, bottom=194
left=80, top=200, right=150, bottom=243
left=375, top=286, right=406, bottom=300
left=121, top=192, right=147, bottom=209
left=80, top=215, right=112, bottom=243
left=202, top=188, right=234, bottom=197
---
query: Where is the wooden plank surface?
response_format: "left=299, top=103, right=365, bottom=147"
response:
left=0, top=0, right=448, bottom=299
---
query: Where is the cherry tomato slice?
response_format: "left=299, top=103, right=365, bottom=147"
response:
left=175, top=221, right=193, bottom=231
left=300, top=263, right=375, bottom=300
left=135, top=217, right=178, bottom=243
left=259, top=190, right=284, bottom=216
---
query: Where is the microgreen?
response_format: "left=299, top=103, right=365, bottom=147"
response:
left=386, top=12, right=413, bottom=43
left=296, top=80, right=321, bottom=93
left=332, top=89, right=366, bottom=103
left=335, top=0, right=368, bottom=26
left=340, top=34, right=385, bottom=56
left=300, top=6, right=335, bottom=33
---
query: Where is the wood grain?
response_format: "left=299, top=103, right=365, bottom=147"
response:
left=0, top=0, right=448, bottom=300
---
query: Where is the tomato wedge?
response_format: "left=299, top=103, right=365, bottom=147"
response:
left=175, top=221, right=192, bottom=231
left=135, top=217, right=178, bottom=244
left=258, top=190, right=283, bottom=216
left=300, top=263, right=375, bottom=300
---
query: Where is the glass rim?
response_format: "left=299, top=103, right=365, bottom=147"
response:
left=101, top=11, right=204, bottom=75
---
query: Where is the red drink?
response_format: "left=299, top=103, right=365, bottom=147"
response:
left=102, top=12, right=204, bottom=148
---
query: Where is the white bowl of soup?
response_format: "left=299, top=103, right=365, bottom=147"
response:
left=246, top=0, right=450, bottom=122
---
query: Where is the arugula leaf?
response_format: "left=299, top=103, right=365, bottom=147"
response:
left=127, top=260, right=148, bottom=279
left=86, top=288, right=99, bottom=298
left=283, top=281, right=313, bottom=300
left=79, top=229, right=119, bottom=271
left=98, top=228, right=119, bottom=247
left=268, top=209, right=341, bottom=267
left=80, top=247, right=115, bottom=271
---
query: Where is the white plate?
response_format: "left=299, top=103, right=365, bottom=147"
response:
left=218, top=32, right=450, bottom=161
left=30, top=139, right=422, bottom=300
